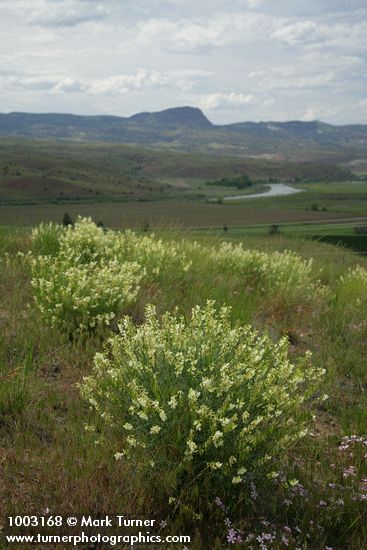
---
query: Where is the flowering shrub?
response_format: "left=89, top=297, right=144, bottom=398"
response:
left=211, top=242, right=322, bottom=304
left=32, top=256, right=141, bottom=333
left=31, top=219, right=142, bottom=333
left=113, top=230, right=192, bottom=279
left=30, top=218, right=195, bottom=332
left=81, top=302, right=323, bottom=506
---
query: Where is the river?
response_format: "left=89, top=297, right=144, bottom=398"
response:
left=225, top=183, right=304, bottom=201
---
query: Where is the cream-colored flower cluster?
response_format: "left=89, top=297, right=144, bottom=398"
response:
left=81, top=302, right=324, bottom=495
left=31, top=219, right=142, bottom=332
left=211, top=242, right=321, bottom=302
left=30, top=218, right=192, bottom=332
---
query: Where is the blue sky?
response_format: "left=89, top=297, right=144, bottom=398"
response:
left=1, top=0, right=366, bottom=123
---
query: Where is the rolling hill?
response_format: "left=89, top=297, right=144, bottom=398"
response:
left=1, top=107, right=367, bottom=162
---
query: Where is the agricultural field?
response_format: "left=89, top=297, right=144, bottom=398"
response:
left=0, top=219, right=366, bottom=548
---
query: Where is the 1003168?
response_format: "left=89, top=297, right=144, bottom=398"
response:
left=8, top=516, right=63, bottom=528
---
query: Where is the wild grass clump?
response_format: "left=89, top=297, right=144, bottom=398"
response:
left=31, top=221, right=63, bottom=257
left=81, top=302, right=324, bottom=515
left=337, top=265, right=367, bottom=313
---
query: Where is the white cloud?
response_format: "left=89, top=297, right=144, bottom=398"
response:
left=198, top=92, right=255, bottom=110
left=272, top=20, right=321, bottom=46
left=301, top=106, right=338, bottom=122
left=4, top=0, right=110, bottom=28
left=51, top=77, right=85, bottom=93
left=136, top=12, right=286, bottom=52
left=0, top=75, right=57, bottom=91
left=252, top=71, right=337, bottom=90
left=87, top=69, right=171, bottom=96
left=272, top=19, right=367, bottom=50
left=0, top=68, right=212, bottom=97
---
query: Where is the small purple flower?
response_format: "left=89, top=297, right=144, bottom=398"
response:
left=227, top=528, right=242, bottom=544
left=227, top=528, right=237, bottom=544
left=319, top=500, right=327, bottom=507
left=281, top=536, right=289, bottom=546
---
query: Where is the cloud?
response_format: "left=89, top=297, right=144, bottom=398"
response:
left=135, top=12, right=286, bottom=52
left=0, top=68, right=212, bottom=97
left=198, top=92, right=255, bottom=110
left=272, top=20, right=321, bottom=46
left=0, top=75, right=57, bottom=91
left=301, top=106, right=338, bottom=122
left=357, top=98, right=367, bottom=109
left=51, top=77, right=85, bottom=93
left=87, top=69, right=171, bottom=96
left=272, top=19, right=367, bottom=50
left=250, top=70, right=338, bottom=90
left=4, top=0, right=110, bottom=28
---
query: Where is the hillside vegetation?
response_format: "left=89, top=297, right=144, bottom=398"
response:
left=1, top=107, right=367, bottom=161
left=1, top=220, right=366, bottom=548
left=0, top=138, right=353, bottom=205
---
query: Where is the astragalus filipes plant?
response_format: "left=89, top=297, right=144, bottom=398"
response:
left=211, top=242, right=322, bottom=304
left=81, top=302, right=324, bottom=507
left=31, top=219, right=143, bottom=333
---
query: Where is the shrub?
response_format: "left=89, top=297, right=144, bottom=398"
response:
left=31, top=218, right=142, bottom=333
left=211, top=242, right=322, bottom=305
left=113, top=230, right=192, bottom=280
left=32, top=256, right=141, bottom=333
left=81, top=302, right=323, bottom=509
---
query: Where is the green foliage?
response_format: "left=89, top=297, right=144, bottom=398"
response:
left=62, top=212, right=74, bottom=227
left=210, top=241, right=324, bottom=306
left=81, top=302, right=323, bottom=509
left=206, top=175, right=253, bottom=189
left=31, top=222, right=63, bottom=257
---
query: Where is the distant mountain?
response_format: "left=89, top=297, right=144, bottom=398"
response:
left=129, top=106, right=212, bottom=128
left=0, top=106, right=367, bottom=162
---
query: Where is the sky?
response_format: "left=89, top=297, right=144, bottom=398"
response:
left=0, top=0, right=366, bottom=124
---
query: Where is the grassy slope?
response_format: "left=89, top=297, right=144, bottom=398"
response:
left=0, top=226, right=366, bottom=548
left=0, top=138, right=353, bottom=204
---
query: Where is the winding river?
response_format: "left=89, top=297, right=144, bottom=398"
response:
left=225, top=183, right=304, bottom=201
